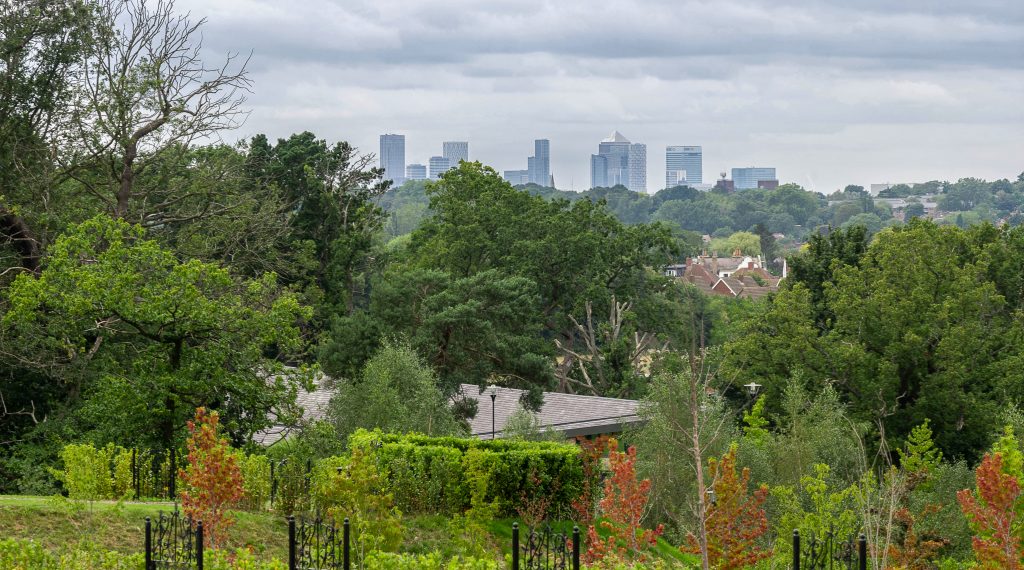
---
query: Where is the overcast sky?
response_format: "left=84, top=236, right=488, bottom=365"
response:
left=178, top=0, right=1023, bottom=194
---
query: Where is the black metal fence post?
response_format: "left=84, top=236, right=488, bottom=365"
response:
left=270, top=460, right=276, bottom=508
left=144, top=517, right=152, bottom=570
left=131, top=449, right=137, bottom=499
left=288, top=516, right=296, bottom=570
left=512, top=522, right=519, bottom=570
left=196, top=520, right=204, bottom=570
left=859, top=533, right=867, bottom=570
left=572, top=525, right=580, bottom=570
left=168, top=448, right=176, bottom=500
left=792, top=529, right=800, bottom=570
left=343, top=517, right=351, bottom=570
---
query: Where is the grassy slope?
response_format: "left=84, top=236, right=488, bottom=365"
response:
left=0, top=496, right=288, bottom=560
left=0, top=496, right=697, bottom=566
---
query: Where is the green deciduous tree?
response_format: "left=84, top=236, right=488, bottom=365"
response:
left=2, top=215, right=310, bottom=450
left=326, top=341, right=465, bottom=442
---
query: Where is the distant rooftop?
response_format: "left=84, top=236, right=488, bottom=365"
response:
left=253, top=377, right=643, bottom=445
left=459, top=384, right=641, bottom=439
left=602, top=131, right=630, bottom=144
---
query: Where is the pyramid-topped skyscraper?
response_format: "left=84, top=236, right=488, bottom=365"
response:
left=591, top=131, right=646, bottom=192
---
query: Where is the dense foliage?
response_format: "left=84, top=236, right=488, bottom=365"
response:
left=4, top=2, right=1024, bottom=568
left=349, top=429, right=585, bottom=519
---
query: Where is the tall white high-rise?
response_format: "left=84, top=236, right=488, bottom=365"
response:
left=379, top=134, right=405, bottom=185
left=665, top=146, right=703, bottom=188
left=442, top=141, right=469, bottom=166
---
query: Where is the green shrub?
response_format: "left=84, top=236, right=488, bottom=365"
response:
left=206, top=548, right=288, bottom=569
left=349, top=429, right=585, bottom=519
left=0, top=539, right=144, bottom=569
left=363, top=551, right=501, bottom=569
left=238, top=453, right=272, bottom=511
left=49, top=443, right=116, bottom=502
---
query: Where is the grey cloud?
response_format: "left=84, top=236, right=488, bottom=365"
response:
left=173, top=0, right=1023, bottom=193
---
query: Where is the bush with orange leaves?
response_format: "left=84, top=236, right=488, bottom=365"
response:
left=683, top=444, right=770, bottom=569
left=585, top=439, right=664, bottom=564
left=957, top=450, right=1024, bottom=570
left=179, top=407, right=244, bottom=549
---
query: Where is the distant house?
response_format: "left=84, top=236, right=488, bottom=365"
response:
left=253, top=377, right=643, bottom=445
left=459, top=384, right=641, bottom=439
left=675, top=253, right=783, bottom=299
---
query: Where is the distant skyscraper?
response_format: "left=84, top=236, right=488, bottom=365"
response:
left=379, top=134, right=405, bottom=185
left=628, top=143, right=647, bottom=192
left=429, top=156, right=451, bottom=179
left=590, top=154, right=609, bottom=188
left=591, top=131, right=646, bottom=192
left=406, top=163, right=427, bottom=181
left=666, top=146, right=702, bottom=188
left=528, top=139, right=550, bottom=186
left=442, top=141, right=469, bottom=166
left=503, top=170, right=530, bottom=185
left=732, top=167, right=777, bottom=190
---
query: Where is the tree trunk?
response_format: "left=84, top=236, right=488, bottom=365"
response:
left=0, top=207, right=40, bottom=272
left=115, top=141, right=137, bottom=218
left=690, top=369, right=711, bottom=570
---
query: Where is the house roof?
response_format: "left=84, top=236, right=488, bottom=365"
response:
left=460, top=384, right=641, bottom=439
left=252, top=382, right=334, bottom=446
left=252, top=376, right=644, bottom=446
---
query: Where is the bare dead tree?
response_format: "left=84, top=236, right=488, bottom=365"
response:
left=554, top=296, right=663, bottom=395
left=69, top=0, right=251, bottom=223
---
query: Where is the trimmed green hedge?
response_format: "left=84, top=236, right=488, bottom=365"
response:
left=349, top=429, right=585, bottom=518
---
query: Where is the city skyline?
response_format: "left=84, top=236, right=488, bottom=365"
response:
left=173, top=0, right=1023, bottom=194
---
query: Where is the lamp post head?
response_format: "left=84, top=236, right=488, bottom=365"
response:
left=490, top=392, right=497, bottom=403
left=744, top=382, right=762, bottom=396
left=706, top=488, right=716, bottom=505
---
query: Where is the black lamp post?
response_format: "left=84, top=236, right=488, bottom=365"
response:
left=490, top=391, right=497, bottom=440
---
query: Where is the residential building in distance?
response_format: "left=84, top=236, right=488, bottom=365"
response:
left=757, top=179, right=779, bottom=190
left=591, top=131, right=646, bottom=193
left=379, top=134, right=406, bottom=185
left=732, top=167, right=777, bottom=190
left=503, top=170, right=530, bottom=185
left=406, top=163, right=427, bottom=181
left=665, top=146, right=702, bottom=188
left=429, top=156, right=451, bottom=179
left=442, top=141, right=469, bottom=166
left=528, top=139, right=550, bottom=186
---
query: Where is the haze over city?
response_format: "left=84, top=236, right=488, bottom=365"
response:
left=176, top=0, right=1023, bottom=193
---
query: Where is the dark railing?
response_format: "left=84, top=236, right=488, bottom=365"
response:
left=271, top=458, right=314, bottom=514
left=144, top=510, right=204, bottom=569
left=792, top=529, right=867, bottom=570
left=511, top=523, right=580, bottom=570
left=132, top=448, right=178, bottom=501
left=288, top=516, right=350, bottom=570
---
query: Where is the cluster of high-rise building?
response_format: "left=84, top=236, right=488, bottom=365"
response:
left=381, top=131, right=777, bottom=194
left=379, top=134, right=470, bottom=185
left=502, top=139, right=551, bottom=187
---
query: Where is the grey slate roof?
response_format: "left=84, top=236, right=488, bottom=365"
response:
left=252, top=376, right=643, bottom=446
left=459, top=384, right=641, bottom=439
left=252, top=379, right=334, bottom=446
